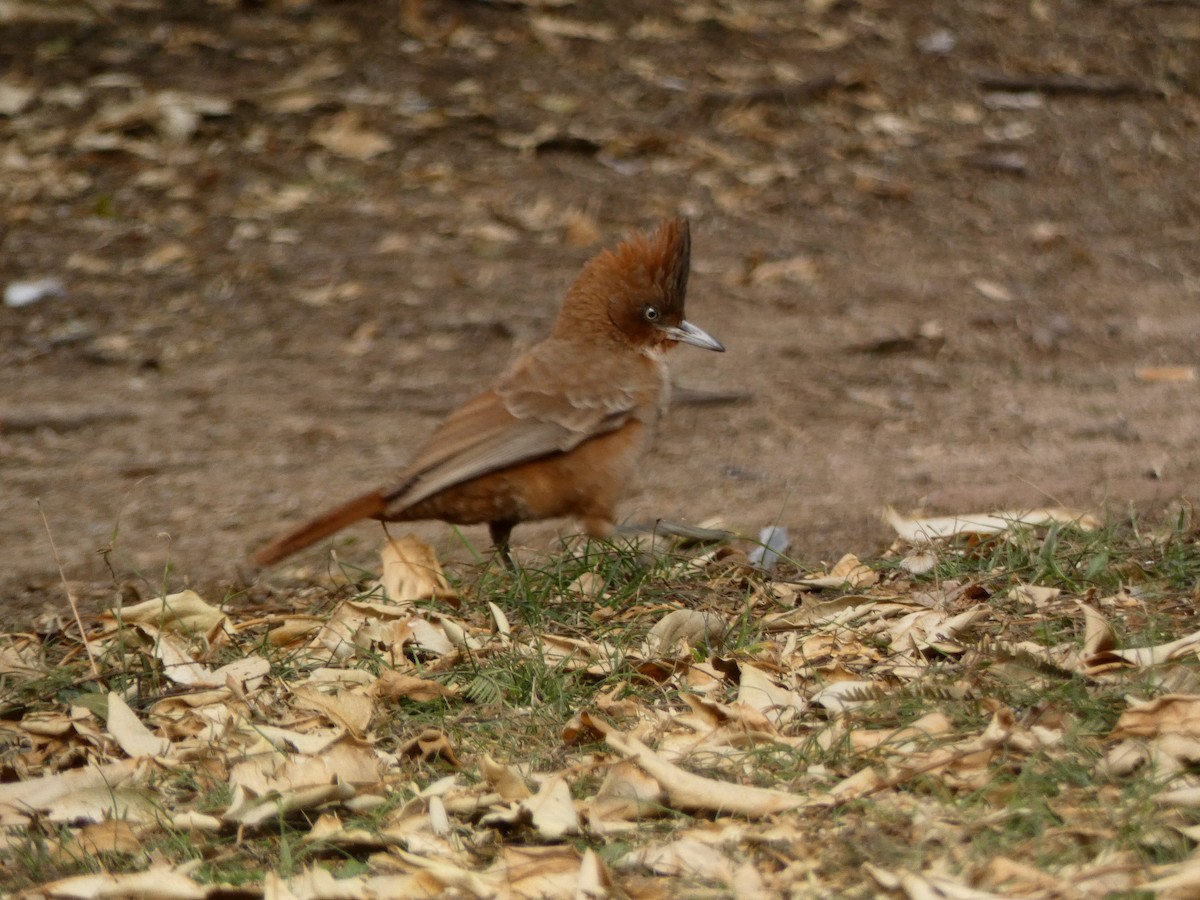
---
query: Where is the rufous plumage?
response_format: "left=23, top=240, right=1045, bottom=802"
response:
left=252, top=217, right=722, bottom=567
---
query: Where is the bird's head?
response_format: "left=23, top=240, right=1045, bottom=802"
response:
left=556, top=217, right=724, bottom=355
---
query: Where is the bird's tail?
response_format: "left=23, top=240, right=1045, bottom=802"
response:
left=252, top=489, right=389, bottom=567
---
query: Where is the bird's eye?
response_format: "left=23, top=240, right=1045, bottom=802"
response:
left=643, top=306, right=660, bottom=321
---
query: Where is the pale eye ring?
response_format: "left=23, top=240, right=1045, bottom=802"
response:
left=643, top=306, right=660, bottom=322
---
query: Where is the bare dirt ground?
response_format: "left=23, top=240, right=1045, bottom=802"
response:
left=2, top=0, right=1197, bottom=624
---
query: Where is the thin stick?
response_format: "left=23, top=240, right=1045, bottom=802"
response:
left=38, top=501, right=101, bottom=679
left=976, top=71, right=1154, bottom=98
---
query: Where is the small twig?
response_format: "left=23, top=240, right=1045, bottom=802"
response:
left=975, top=71, right=1155, bottom=98
left=672, top=387, right=754, bottom=407
left=616, top=520, right=737, bottom=542
left=702, top=73, right=843, bottom=109
left=966, top=151, right=1029, bottom=175
left=38, top=501, right=101, bottom=679
left=0, top=406, right=138, bottom=434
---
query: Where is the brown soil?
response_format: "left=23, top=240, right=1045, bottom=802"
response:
left=2, top=0, right=1197, bottom=623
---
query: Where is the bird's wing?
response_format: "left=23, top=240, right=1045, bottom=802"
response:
left=384, top=344, right=644, bottom=510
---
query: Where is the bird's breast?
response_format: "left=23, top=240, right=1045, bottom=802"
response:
left=641, top=351, right=672, bottom=420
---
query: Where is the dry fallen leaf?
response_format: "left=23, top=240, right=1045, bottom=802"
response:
left=105, top=692, right=172, bottom=759
left=1080, top=603, right=1118, bottom=658
left=484, top=845, right=590, bottom=898
left=586, top=759, right=666, bottom=823
left=398, top=728, right=462, bottom=766
left=71, top=819, right=144, bottom=857
left=1087, top=623, right=1200, bottom=672
left=735, top=663, right=807, bottom=724
left=378, top=535, right=457, bottom=606
left=643, top=608, right=728, bottom=656
left=523, top=775, right=581, bottom=839
left=885, top=506, right=1101, bottom=543
left=310, top=110, right=394, bottom=159
left=1010, top=583, right=1062, bottom=609
left=618, top=836, right=737, bottom=882
left=291, top=684, right=375, bottom=734
left=0, top=75, right=35, bottom=115
left=35, top=869, right=211, bottom=900
left=792, top=552, right=877, bottom=589
left=1109, top=695, right=1200, bottom=740
left=374, top=671, right=459, bottom=703
left=530, top=14, right=617, bottom=42
left=603, top=726, right=822, bottom=817
left=0, top=759, right=147, bottom=825
left=109, top=590, right=228, bottom=633
left=749, top=254, right=820, bottom=286
left=481, top=755, right=532, bottom=801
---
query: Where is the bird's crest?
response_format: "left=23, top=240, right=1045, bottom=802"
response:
left=556, top=217, right=692, bottom=335
left=603, top=217, right=690, bottom=311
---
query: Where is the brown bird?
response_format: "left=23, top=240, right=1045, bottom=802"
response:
left=252, top=217, right=723, bottom=568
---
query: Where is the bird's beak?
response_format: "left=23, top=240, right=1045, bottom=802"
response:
left=659, top=319, right=725, bottom=352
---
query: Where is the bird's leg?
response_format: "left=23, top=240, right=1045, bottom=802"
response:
left=488, top=520, right=517, bottom=571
